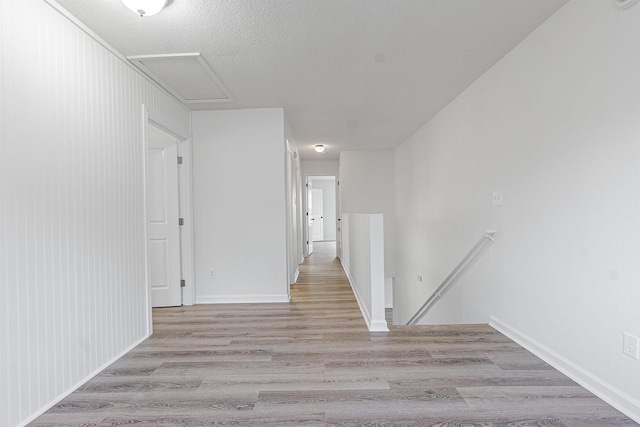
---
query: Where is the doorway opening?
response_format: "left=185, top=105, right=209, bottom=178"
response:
left=146, top=123, right=183, bottom=308
left=143, top=107, right=195, bottom=335
left=306, top=176, right=337, bottom=257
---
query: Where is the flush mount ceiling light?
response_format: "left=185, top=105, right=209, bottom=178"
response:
left=614, top=0, right=639, bottom=9
left=314, top=145, right=326, bottom=153
left=121, top=0, right=168, bottom=17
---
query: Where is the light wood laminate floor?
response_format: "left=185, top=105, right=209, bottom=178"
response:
left=31, top=242, right=637, bottom=426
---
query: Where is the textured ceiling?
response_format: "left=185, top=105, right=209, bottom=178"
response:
left=55, top=0, right=568, bottom=160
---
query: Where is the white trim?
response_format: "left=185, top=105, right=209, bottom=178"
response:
left=146, top=111, right=190, bottom=141
left=293, top=267, right=300, bottom=284
left=178, top=137, right=196, bottom=306
left=302, top=173, right=339, bottom=258
left=127, top=53, right=234, bottom=104
left=17, top=333, right=150, bottom=427
left=196, top=295, right=291, bottom=304
left=490, top=316, right=640, bottom=423
left=143, top=106, right=195, bottom=315
left=341, top=260, right=389, bottom=332
left=141, top=106, right=153, bottom=336
left=369, top=319, right=390, bottom=331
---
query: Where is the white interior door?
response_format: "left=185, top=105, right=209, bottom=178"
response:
left=147, top=125, right=182, bottom=307
left=311, top=188, right=323, bottom=241
left=307, top=179, right=313, bottom=255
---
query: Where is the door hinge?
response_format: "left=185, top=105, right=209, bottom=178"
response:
left=179, top=218, right=184, bottom=226
left=177, top=156, right=183, bottom=165
left=180, top=279, right=186, bottom=288
left=305, top=183, right=308, bottom=187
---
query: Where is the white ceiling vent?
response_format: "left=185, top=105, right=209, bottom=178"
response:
left=128, top=53, right=233, bottom=104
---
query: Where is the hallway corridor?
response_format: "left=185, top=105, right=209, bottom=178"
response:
left=30, top=242, right=634, bottom=426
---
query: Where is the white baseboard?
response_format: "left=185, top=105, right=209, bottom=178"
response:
left=196, top=294, right=290, bottom=304
left=341, top=262, right=389, bottom=332
left=343, top=265, right=372, bottom=328
left=369, top=319, right=390, bottom=332
left=490, top=316, right=640, bottom=423
left=293, top=268, right=300, bottom=284
left=18, top=333, right=150, bottom=427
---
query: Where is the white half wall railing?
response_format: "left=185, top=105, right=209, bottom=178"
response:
left=406, top=230, right=496, bottom=325
left=340, top=214, right=389, bottom=332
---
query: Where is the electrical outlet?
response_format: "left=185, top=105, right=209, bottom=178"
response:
left=623, top=333, right=639, bottom=359
left=492, top=190, right=503, bottom=206
left=209, top=269, right=216, bottom=279
left=417, top=275, right=423, bottom=282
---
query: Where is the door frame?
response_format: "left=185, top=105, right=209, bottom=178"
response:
left=142, top=105, right=195, bottom=335
left=306, top=177, right=314, bottom=256
left=303, top=174, right=339, bottom=258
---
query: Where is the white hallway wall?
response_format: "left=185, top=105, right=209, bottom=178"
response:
left=339, top=151, right=395, bottom=279
left=192, top=109, right=289, bottom=303
left=301, top=160, right=339, bottom=176
left=394, top=0, right=640, bottom=419
left=0, top=1, right=191, bottom=426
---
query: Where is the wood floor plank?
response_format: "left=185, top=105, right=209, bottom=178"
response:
left=96, top=409, right=326, bottom=427
left=271, top=348, right=435, bottom=363
left=254, top=388, right=468, bottom=412
left=153, top=360, right=327, bottom=376
left=75, top=377, right=203, bottom=393
left=126, top=348, right=273, bottom=362
left=28, top=242, right=637, bottom=427
left=388, top=371, right=577, bottom=388
left=199, top=376, right=391, bottom=392
left=25, top=413, right=104, bottom=427
left=48, top=390, right=258, bottom=414
left=457, top=385, right=617, bottom=409
left=325, top=407, right=635, bottom=427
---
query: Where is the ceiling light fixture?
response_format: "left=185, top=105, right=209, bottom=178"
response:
left=121, top=0, right=168, bottom=17
left=314, top=145, right=326, bottom=153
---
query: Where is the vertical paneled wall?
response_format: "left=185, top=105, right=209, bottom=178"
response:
left=0, top=1, right=190, bottom=426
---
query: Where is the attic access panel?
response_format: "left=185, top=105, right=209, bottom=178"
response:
left=128, top=53, right=233, bottom=104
